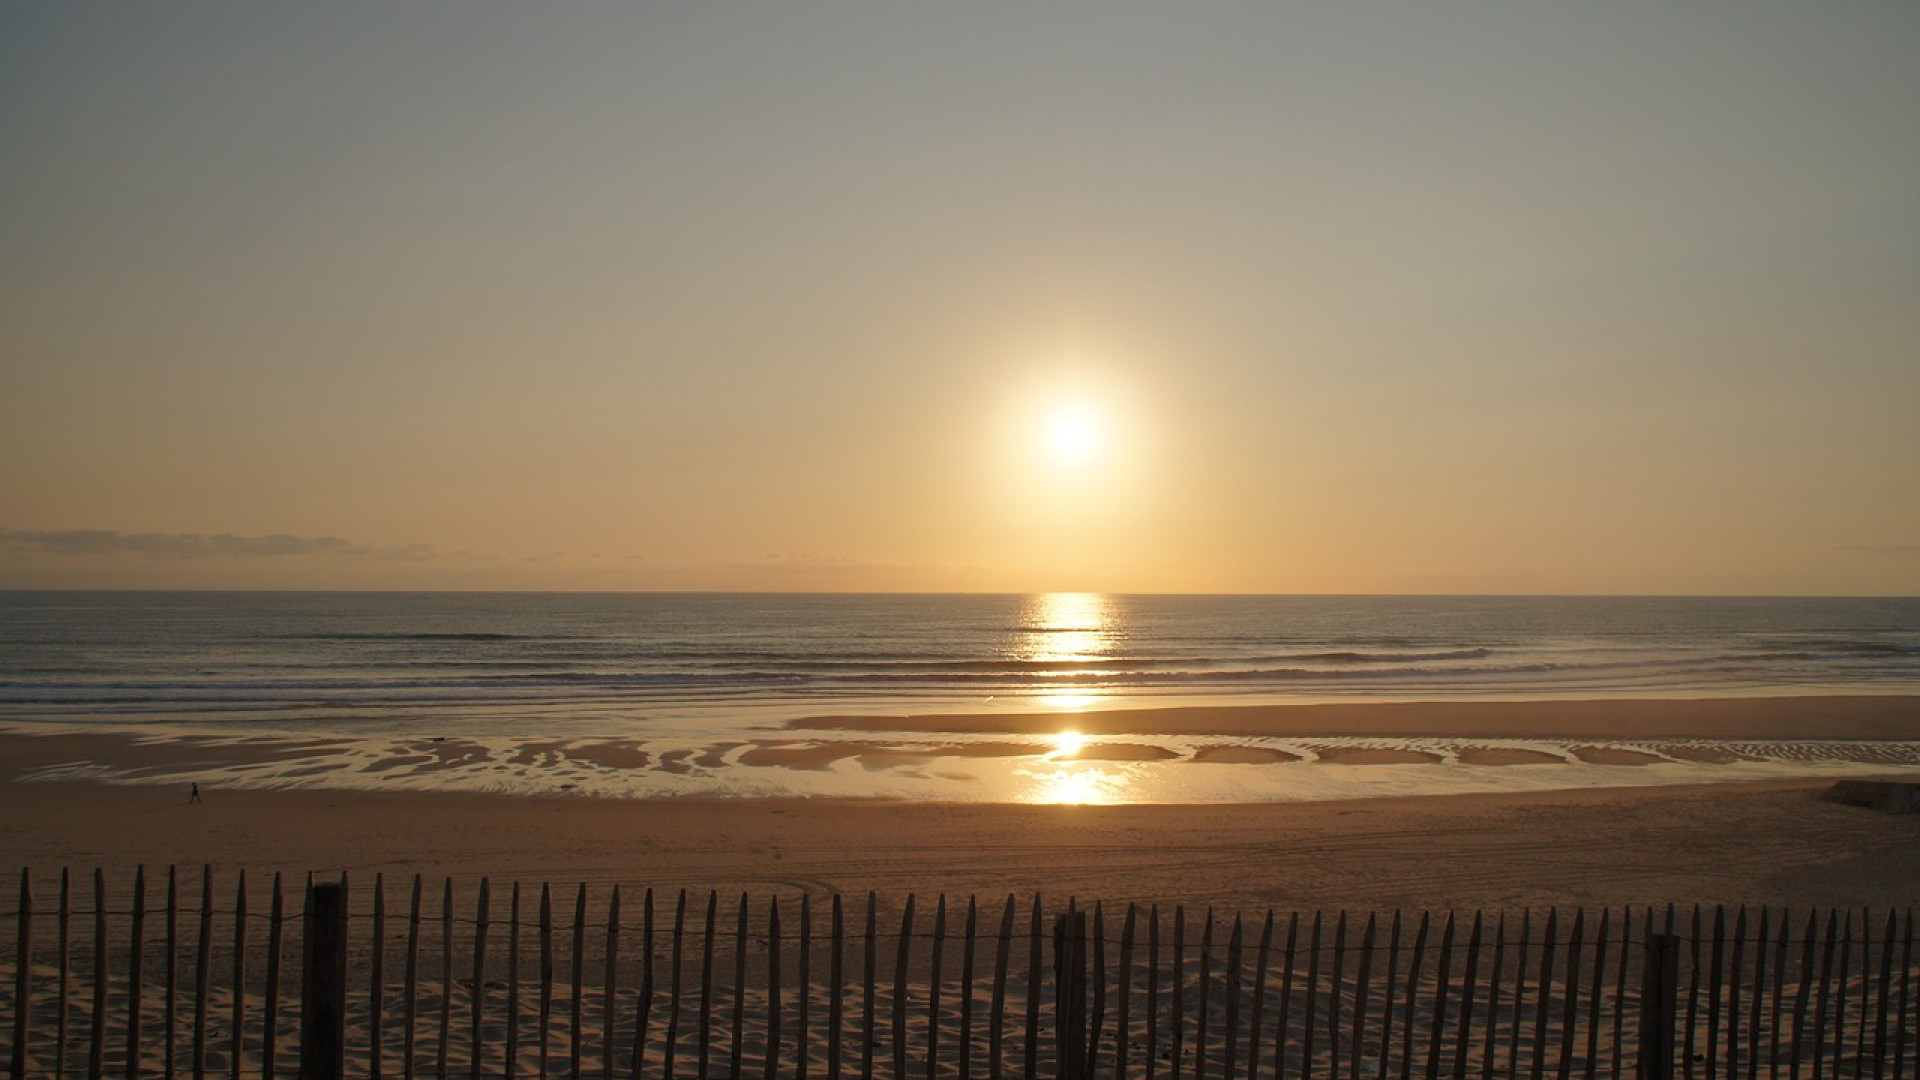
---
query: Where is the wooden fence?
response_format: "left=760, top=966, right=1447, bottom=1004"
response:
left=4, top=867, right=1915, bottom=1079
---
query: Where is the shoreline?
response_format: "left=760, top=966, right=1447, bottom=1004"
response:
left=793, top=693, right=1920, bottom=740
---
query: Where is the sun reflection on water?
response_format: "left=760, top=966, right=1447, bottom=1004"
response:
left=1040, top=693, right=1102, bottom=711
left=1014, top=593, right=1134, bottom=801
left=1023, top=592, right=1114, bottom=711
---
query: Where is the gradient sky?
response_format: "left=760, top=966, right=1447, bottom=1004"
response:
left=3, top=3, right=1917, bottom=594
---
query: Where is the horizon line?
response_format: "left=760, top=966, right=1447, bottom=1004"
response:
left=3, top=586, right=1916, bottom=601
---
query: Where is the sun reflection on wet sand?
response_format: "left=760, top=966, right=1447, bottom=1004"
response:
left=1016, top=727, right=1139, bottom=802
left=1027, top=763, right=1132, bottom=805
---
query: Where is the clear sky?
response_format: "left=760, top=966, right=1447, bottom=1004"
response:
left=3, top=3, right=1917, bottom=595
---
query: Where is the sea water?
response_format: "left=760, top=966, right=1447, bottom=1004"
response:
left=2, top=591, right=1917, bottom=800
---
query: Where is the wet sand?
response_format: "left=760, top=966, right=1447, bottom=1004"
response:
left=9, top=695, right=1918, bottom=803
left=3, top=695, right=1918, bottom=909
left=794, top=694, right=1920, bottom=741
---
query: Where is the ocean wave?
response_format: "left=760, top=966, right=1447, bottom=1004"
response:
left=701, top=656, right=1218, bottom=674
left=5, top=591, right=1919, bottom=728
left=692, top=648, right=1499, bottom=672
left=1284, top=649, right=1494, bottom=664
left=285, top=631, right=541, bottom=642
left=5, top=645, right=1911, bottom=711
left=1746, top=639, right=1920, bottom=656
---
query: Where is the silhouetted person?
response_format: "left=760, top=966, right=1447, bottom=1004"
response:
left=190, top=782, right=201, bottom=804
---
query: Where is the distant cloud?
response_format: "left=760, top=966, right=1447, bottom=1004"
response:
left=0, top=529, right=434, bottom=561
left=1838, top=544, right=1920, bottom=559
left=690, top=552, right=952, bottom=590
left=758, top=553, right=864, bottom=568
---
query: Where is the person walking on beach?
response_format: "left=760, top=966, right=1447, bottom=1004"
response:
left=189, top=782, right=201, bottom=804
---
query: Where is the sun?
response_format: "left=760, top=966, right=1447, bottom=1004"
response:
left=990, top=372, right=1148, bottom=524
left=1045, top=404, right=1103, bottom=465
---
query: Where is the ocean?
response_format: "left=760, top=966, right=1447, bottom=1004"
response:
left=3, top=591, right=1918, bottom=801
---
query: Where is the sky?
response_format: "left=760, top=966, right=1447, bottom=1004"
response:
left=2, top=2, right=1917, bottom=595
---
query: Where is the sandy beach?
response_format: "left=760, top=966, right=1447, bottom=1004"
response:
left=4, top=696, right=1919, bottom=910
left=5, top=697, right=1918, bottom=1079
left=4, top=776, right=1918, bottom=912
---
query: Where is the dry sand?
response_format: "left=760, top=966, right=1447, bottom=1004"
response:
left=4, top=775, right=1917, bottom=912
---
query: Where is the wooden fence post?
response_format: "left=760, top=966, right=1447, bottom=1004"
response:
left=1639, top=931, right=1679, bottom=1080
left=301, top=882, right=346, bottom=1080
left=9, top=868, right=28, bottom=1080
left=128, top=866, right=144, bottom=1080
left=22, top=882, right=1891, bottom=1080
left=1054, top=910, right=1088, bottom=1080
left=88, top=869, right=105, bottom=1080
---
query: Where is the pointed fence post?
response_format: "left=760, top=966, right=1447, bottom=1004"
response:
left=9, top=868, right=28, bottom=1080
left=1054, top=910, right=1089, bottom=1080
left=1639, top=931, right=1679, bottom=1080
left=301, top=882, right=347, bottom=1080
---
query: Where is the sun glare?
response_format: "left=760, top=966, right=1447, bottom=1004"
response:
left=1045, top=405, right=1102, bottom=465
left=1041, top=693, right=1101, bottom=711
left=1027, top=764, right=1131, bottom=805
left=990, top=368, right=1152, bottom=542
